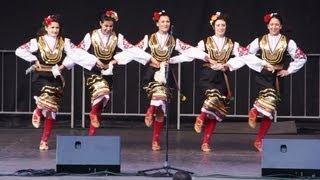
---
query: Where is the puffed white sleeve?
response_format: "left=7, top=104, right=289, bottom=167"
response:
left=63, top=38, right=97, bottom=70
left=170, top=39, right=209, bottom=64
left=77, top=33, right=92, bottom=51
left=15, top=38, right=38, bottom=62
left=114, top=34, right=152, bottom=65
left=231, top=39, right=270, bottom=72
left=247, top=38, right=260, bottom=55
left=227, top=41, right=266, bottom=72
left=226, top=42, right=244, bottom=71
left=286, top=40, right=307, bottom=74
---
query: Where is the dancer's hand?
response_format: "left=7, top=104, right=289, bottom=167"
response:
left=109, top=59, right=118, bottom=65
left=35, top=60, right=41, bottom=68
left=221, top=64, right=229, bottom=72
left=204, top=56, right=211, bottom=62
left=150, top=57, right=160, bottom=68
left=96, top=59, right=107, bottom=69
left=59, top=65, right=65, bottom=72
left=51, top=64, right=61, bottom=78
left=277, top=70, right=289, bottom=77
left=264, top=63, right=275, bottom=73
left=211, top=63, right=224, bottom=71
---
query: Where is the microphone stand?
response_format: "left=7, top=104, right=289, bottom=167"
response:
left=137, top=25, right=193, bottom=177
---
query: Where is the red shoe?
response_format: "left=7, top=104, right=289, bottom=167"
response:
left=152, top=141, right=161, bottom=151
left=39, top=140, right=49, bottom=151
left=254, top=140, right=263, bottom=152
left=201, top=143, right=212, bottom=152
left=248, top=108, right=258, bottom=128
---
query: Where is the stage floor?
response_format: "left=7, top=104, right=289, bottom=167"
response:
left=0, top=127, right=319, bottom=179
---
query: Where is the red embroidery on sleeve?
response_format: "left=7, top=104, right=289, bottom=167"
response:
left=294, top=48, right=306, bottom=59
left=123, top=38, right=133, bottom=49
left=135, top=39, right=144, bottom=49
left=70, top=42, right=76, bottom=49
left=76, top=41, right=85, bottom=49
left=239, top=45, right=249, bottom=56
left=20, top=42, right=31, bottom=50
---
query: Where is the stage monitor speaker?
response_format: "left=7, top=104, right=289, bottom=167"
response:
left=56, top=136, right=121, bottom=174
left=262, top=138, right=320, bottom=178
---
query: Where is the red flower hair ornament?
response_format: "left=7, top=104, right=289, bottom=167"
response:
left=43, top=15, right=54, bottom=26
left=153, top=10, right=166, bottom=22
left=105, top=10, right=119, bottom=22
left=264, top=12, right=278, bottom=24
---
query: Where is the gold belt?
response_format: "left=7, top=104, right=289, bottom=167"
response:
left=35, top=64, right=53, bottom=72
left=272, top=64, right=284, bottom=70
left=149, top=62, right=162, bottom=68
left=202, top=62, right=221, bottom=68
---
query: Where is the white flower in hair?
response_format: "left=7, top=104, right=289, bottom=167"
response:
left=210, top=11, right=221, bottom=25
left=270, top=12, right=278, bottom=17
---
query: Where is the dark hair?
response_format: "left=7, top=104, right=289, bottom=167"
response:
left=210, top=14, right=228, bottom=27
left=37, top=14, right=63, bottom=37
left=269, top=14, right=283, bottom=25
left=172, top=171, right=192, bottom=180
left=100, top=14, right=116, bottom=23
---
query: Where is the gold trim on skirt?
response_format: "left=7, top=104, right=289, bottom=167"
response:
left=86, top=74, right=110, bottom=102
left=143, top=81, right=169, bottom=101
left=202, top=89, right=229, bottom=118
left=37, top=85, right=63, bottom=112
left=255, top=88, right=279, bottom=113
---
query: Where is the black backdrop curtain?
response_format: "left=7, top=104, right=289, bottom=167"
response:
left=0, top=0, right=319, bottom=128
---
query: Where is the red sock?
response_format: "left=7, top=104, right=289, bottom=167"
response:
left=256, top=116, right=272, bottom=142
left=34, top=106, right=42, bottom=116
left=202, top=118, right=217, bottom=144
left=89, top=101, right=103, bottom=136
left=249, top=107, right=258, bottom=120
left=198, top=112, right=207, bottom=122
left=147, top=105, right=156, bottom=115
left=88, top=123, right=97, bottom=136
left=251, top=107, right=258, bottom=115
left=152, top=120, right=164, bottom=143
left=90, top=101, right=103, bottom=115
left=41, top=118, right=53, bottom=142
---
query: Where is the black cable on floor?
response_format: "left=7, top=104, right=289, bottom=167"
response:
left=194, top=173, right=318, bottom=179
left=0, top=169, right=139, bottom=177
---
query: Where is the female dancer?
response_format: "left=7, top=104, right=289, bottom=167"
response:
left=183, top=12, right=274, bottom=152
left=77, top=10, right=144, bottom=135
left=130, top=10, right=202, bottom=151
left=246, top=13, right=307, bottom=151
left=15, top=15, right=98, bottom=150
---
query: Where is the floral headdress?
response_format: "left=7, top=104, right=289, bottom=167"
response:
left=153, top=10, right=166, bottom=22
left=209, top=12, right=221, bottom=25
left=43, top=15, right=54, bottom=26
left=264, top=12, right=278, bottom=24
left=105, top=10, right=119, bottom=22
